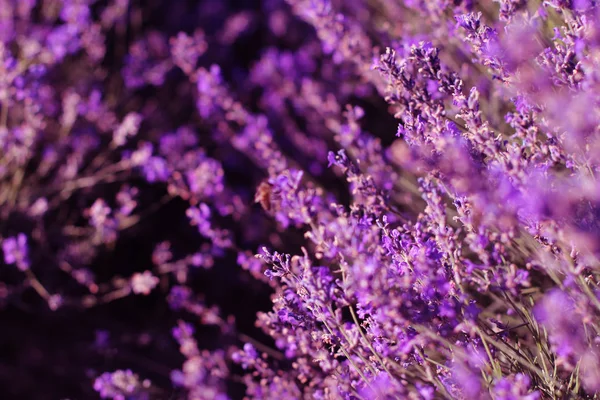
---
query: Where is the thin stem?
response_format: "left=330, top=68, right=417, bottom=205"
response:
left=577, top=275, right=600, bottom=314
left=322, top=318, right=373, bottom=389
left=476, top=327, right=502, bottom=378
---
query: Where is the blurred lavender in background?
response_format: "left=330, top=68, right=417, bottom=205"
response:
left=2, top=0, right=600, bottom=399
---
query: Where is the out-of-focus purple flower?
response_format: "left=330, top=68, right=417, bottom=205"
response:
left=492, top=373, right=540, bottom=400
left=534, top=290, right=587, bottom=365
left=196, top=65, right=225, bottom=119
left=580, top=348, right=600, bottom=393
left=29, top=198, right=48, bottom=217
left=451, top=362, right=484, bottom=400
left=116, top=186, right=138, bottom=217
left=167, top=285, right=191, bottom=310
left=122, top=32, right=172, bottom=89
left=112, top=112, right=142, bottom=147
left=186, top=203, right=212, bottom=236
left=185, top=158, right=224, bottom=200
left=2, top=233, right=30, bottom=271
left=46, top=25, right=80, bottom=63
left=129, top=142, right=153, bottom=166
left=232, top=342, right=259, bottom=369
left=142, top=156, right=170, bottom=183
left=170, top=30, right=207, bottom=76
left=87, top=199, right=118, bottom=245
left=130, top=271, right=159, bottom=295
left=152, top=241, right=172, bottom=267
left=170, top=320, right=230, bottom=399
left=93, top=369, right=151, bottom=400
left=100, top=0, right=129, bottom=28
left=88, top=200, right=111, bottom=228
left=358, top=372, right=406, bottom=399
left=219, top=11, right=255, bottom=44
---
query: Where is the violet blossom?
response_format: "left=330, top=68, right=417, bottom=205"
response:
left=1, top=0, right=600, bottom=399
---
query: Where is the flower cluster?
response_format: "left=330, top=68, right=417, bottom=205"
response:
left=2, top=0, right=600, bottom=399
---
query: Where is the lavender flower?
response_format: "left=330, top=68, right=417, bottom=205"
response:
left=112, top=112, right=142, bottom=147
left=2, top=233, right=29, bottom=271
left=3, top=0, right=600, bottom=398
left=130, top=271, right=159, bottom=295
left=93, top=369, right=151, bottom=400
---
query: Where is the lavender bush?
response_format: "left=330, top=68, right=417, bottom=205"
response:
left=2, top=0, right=600, bottom=398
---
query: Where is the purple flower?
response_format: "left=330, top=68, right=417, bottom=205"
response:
left=170, top=30, right=207, bottom=75
left=112, top=112, right=142, bottom=147
left=142, top=156, right=170, bottom=183
left=2, top=234, right=30, bottom=271
left=580, top=349, right=600, bottom=393
left=492, top=374, right=540, bottom=400
left=534, top=290, right=587, bottom=364
left=93, top=369, right=151, bottom=400
left=130, top=271, right=159, bottom=295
